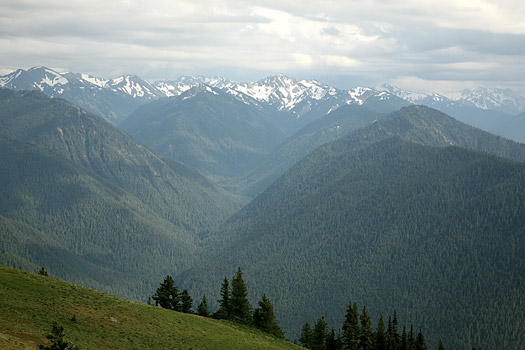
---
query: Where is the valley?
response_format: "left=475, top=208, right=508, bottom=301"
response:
left=0, top=68, right=524, bottom=349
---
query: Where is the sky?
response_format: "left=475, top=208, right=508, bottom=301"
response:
left=1, top=0, right=524, bottom=94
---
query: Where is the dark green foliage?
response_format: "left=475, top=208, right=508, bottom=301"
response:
left=387, top=311, right=400, bottom=350
left=326, top=328, right=342, bottom=350
left=299, top=322, right=313, bottom=349
left=311, top=316, right=328, bottom=350
left=152, top=275, right=180, bottom=310
left=214, top=277, right=231, bottom=320
left=359, top=306, right=373, bottom=350
left=374, top=316, right=387, bottom=350
left=38, top=267, right=49, bottom=276
left=180, top=289, right=193, bottom=313
left=253, top=293, right=285, bottom=338
left=408, top=326, right=415, bottom=350
left=342, top=302, right=359, bottom=350
left=38, top=322, right=79, bottom=350
left=415, top=330, right=427, bottom=350
left=230, top=267, right=252, bottom=325
left=197, top=295, right=210, bottom=317
left=400, top=326, right=407, bottom=350
left=437, top=341, right=445, bottom=350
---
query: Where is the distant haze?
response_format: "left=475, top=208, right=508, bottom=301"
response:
left=0, top=0, right=524, bottom=94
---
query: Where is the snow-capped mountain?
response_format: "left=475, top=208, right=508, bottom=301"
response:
left=0, top=67, right=69, bottom=92
left=458, top=87, right=525, bottom=115
left=151, top=74, right=407, bottom=132
left=4, top=67, right=522, bottom=138
left=376, top=83, right=458, bottom=107
left=377, top=83, right=525, bottom=115
left=0, top=67, right=165, bottom=123
left=155, top=76, right=235, bottom=97
left=65, top=72, right=163, bottom=100
left=376, top=83, right=525, bottom=143
left=0, top=67, right=163, bottom=100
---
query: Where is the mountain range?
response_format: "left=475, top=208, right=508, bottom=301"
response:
left=1, top=66, right=524, bottom=349
left=4, top=67, right=524, bottom=142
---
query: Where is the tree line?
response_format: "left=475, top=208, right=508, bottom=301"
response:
left=150, top=269, right=448, bottom=349
left=150, top=267, right=285, bottom=338
left=298, top=302, right=444, bottom=350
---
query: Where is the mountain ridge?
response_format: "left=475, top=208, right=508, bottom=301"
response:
left=0, top=89, right=241, bottom=299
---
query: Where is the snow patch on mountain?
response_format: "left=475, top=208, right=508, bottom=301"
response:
left=459, top=87, right=525, bottom=114
left=80, top=74, right=109, bottom=88
left=377, top=83, right=525, bottom=114
left=0, top=69, right=22, bottom=87
left=376, top=83, right=430, bottom=104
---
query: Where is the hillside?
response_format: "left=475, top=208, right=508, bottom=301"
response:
left=119, top=85, right=288, bottom=183
left=235, top=105, right=386, bottom=196
left=0, top=89, right=241, bottom=300
left=231, top=105, right=525, bottom=197
left=180, top=109, right=525, bottom=349
left=0, top=265, right=301, bottom=350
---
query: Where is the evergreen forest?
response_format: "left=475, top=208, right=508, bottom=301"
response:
left=0, top=89, right=523, bottom=349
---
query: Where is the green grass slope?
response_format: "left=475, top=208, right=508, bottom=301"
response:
left=0, top=265, right=301, bottom=350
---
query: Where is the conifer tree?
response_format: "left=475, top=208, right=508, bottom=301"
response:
left=400, top=325, right=408, bottom=350
left=253, top=293, right=285, bottom=338
left=387, top=311, right=400, bottom=350
left=180, top=289, right=193, bottom=313
left=38, top=267, right=49, bottom=276
left=38, top=322, right=78, bottom=350
left=152, top=275, right=180, bottom=310
left=342, top=301, right=359, bottom=350
left=374, top=315, right=387, bottom=350
left=214, top=277, right=230, bottom=319
left=230, top=267, right=252, bottom=324
left=437, top=341, right=445, bottom=350
left=300, top=322, right=313, bottom=349
left=415, top=330, right=427, bottom=350
left=197, top=295, right=210, bottom=317
left=312, top=316, right=328, bottom=350
left=326, top=327, right=342, bottom=350
left=359, top=306, right=373, bottom=350
left=408, top=325, right=415, bottom=350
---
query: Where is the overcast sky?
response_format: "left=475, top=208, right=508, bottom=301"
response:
left=1, top=0, right=524, bottom=94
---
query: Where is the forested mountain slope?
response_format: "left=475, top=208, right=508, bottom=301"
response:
left=237, top=105, right=525, bottom=197
left=0, top=89, right=241, bottom=299
left=119, top=85, right=288, bottom=183
left=236, top=105, right=386, bottom=196
left=180, top=109, right=525, bottom=349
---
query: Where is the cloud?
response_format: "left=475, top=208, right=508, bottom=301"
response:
left=0, top=0, right=523, bottom=93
